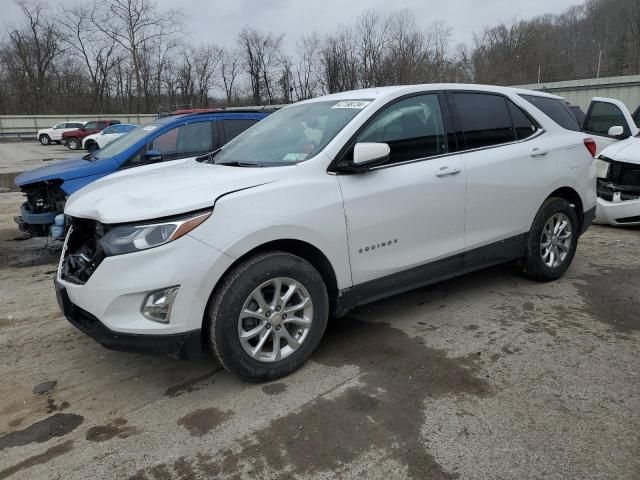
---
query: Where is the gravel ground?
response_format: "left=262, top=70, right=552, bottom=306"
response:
left=0, top=191, right=639, bottom=480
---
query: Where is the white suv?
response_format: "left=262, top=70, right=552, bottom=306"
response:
left=37, top=121, right=86, bottom=145
left=55, top=84, right=597, bottom=380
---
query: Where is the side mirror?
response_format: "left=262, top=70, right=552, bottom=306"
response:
left=353, top=142, right=390, bottom=168
left=608, top=125, right=626, bottom=138
left=144, top=149, right=163, bottom=163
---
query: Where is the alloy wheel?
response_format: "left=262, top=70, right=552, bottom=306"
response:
left=540, top=213, right=572, bottom=268
left=237, top=277, right=313, bottom=363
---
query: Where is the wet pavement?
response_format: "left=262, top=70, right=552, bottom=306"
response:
left=1, top=191, right=639, bottom=479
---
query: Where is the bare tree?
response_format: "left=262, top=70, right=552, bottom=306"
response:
left=356, top=11, right=389, bottom=87
left=93, top=0, right=182, bottom=111
left=293, top=34, right=321, bottom=100
left=58, top=2, right=118, bottom=112
left=237, top=27, right=284, bottom=104
left=319, top=27, right=360, bottom=93
left=220, top=47, right=241, bottom=105
left=4, top=0, right=62, bottom=113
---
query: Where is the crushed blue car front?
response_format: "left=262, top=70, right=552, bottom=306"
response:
left=13, top=111, right=270, bottom=236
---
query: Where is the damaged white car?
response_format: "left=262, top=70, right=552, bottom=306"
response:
left=580, top=97, right=640, bottom=226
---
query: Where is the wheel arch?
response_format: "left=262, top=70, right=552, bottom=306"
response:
left=202, top=238, right=341, bottom=350
left=546, top=186, right=584, bottom=231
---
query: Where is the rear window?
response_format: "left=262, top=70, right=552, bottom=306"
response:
left=569, top=106, right=586, bottom=129
left=520, top=95, right=581, bottom=132
left=222, top=119, right=258, bottom=142
left=451, top=93, right=515, bottom=149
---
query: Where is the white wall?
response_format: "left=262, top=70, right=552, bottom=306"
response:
left=516, top=75, right=640, bottom=112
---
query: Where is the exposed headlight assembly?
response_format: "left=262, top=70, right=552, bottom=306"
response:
left=595, top=156, right=611, bottom=179
left=100, top=210, right=212, bottom=256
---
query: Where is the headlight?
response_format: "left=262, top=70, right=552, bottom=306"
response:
left=595, top=157, right=611, bottom=179
left=100, top=210, right=212, bottom=256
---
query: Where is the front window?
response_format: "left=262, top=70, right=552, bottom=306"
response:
left=84, top=121, right=97, bottom=130
left=151, top=121, right=214, bottom=161
left=355, top=94, right=448, bottom=164
left=213, top=100, right=371, bottom=166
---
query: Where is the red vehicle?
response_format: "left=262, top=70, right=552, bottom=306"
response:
left=62, top=120, right=120, bottom=150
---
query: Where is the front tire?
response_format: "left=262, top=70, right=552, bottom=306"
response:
left=67, top=137, right=80, bottom=150
left=520, top=197, right=579, bottom=281
left=86, top=140, right=99, bottom=152
left=207, top=252, right=329, bottom=381
left=39, top=134, right=51, bottom=145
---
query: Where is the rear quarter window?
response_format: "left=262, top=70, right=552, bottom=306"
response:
left=520, top=95, right=581, bottom=132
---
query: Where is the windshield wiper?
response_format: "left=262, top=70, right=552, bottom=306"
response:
left=214, top=161, right=264, bottom=167
left=196, top=148, right=222, bottom=164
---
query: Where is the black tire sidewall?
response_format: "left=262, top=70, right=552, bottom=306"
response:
left=39, top=135, right=50, bottom=145
left=523, top=198, right=579, bottom=281
left=208, top=253, right=329, bottom=381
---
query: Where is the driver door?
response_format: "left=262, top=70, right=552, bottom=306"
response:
left=336, top=93, right=466, bottom=291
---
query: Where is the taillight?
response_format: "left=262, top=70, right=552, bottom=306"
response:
left=584, top=138, right=597, bottom=158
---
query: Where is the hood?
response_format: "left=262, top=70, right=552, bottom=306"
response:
left=64, top=159, right=286, bottom=224
left=600, top=137, right=640, bottom=165
left=14, top=156, right=118, bottom=187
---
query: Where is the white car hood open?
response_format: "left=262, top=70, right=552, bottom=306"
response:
left=600, top=136, right=640, bottom=165
left=65, top=159, right=283, bottom=224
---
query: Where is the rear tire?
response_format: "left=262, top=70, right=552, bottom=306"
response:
left=39, top=134, right=51, bottom=145
left=520, top=197, right=579, bottom=281
left=206, top=252, right=329, bottom=381
left=67, top=138, right=80, bottom=150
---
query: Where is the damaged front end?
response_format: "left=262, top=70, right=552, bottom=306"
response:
left=60, top=217, right=107, bottom=285
left=596, top=156, right=640, bottom=225
left=15, top=180, right=67, bottom=236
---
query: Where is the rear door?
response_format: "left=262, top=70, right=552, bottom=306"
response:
left=583, top=98, right=639, bottom=154
left=448, top=91, right=554, bottom=256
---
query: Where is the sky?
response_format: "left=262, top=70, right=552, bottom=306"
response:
left=2, top=0, right=582, bottom=53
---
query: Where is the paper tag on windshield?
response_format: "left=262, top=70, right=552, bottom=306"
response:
left=283, top=153, right=308, bottom=162
left=332, top=101, right=371, bottom=109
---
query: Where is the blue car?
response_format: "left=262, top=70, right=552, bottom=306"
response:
left=14, top=110, right=271, bottom=236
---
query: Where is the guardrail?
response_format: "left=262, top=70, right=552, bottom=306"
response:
left=0, top=106, right=286, bottom=140
left=0, top=114, right=158, bottom=140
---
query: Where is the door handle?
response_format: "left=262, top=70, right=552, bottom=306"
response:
left=435, top=166, right=462, bottom=177
left=530, top=148, right=548, bottom=158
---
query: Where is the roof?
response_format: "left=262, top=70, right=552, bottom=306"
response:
left=300, top=83, right=564, bottom=105
left=153, top=109, right=272, bottom=126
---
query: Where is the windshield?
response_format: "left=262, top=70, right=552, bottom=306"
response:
left=213, top=100, right=371, bottom=165
left=93, top=123, right=159, bottom=159
left=102, top=125, right=120, bottom=134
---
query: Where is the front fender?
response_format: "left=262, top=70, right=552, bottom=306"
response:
left=189, top=174, right=352, bottom=291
